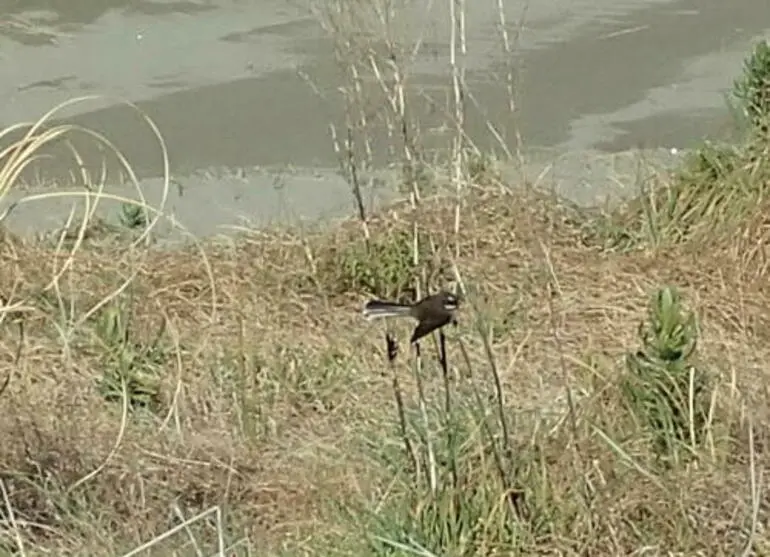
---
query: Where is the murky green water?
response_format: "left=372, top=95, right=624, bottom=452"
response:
left=0, top=0, right=768, bottom=236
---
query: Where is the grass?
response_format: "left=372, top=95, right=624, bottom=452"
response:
left=0, top=171, right=769, bottom=555
left=2, top=10, right=770, bottom=557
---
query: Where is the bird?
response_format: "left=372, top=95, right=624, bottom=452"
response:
left=362, top=291, right=460, bottom=343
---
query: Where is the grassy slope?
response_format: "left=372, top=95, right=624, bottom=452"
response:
left=1, top=151, right=770, bottom=555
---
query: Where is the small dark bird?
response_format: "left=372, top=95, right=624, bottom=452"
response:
left=362, top=291, right=459, bottom=343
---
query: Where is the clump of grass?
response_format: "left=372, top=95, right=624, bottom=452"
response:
left=733, top=39, right=770, bottom=135
left=94, top=296, right=168, bottom=411
left=593, top=41, right=770, bottom=252
left=676, top=141, right=742, bottom=186
left=596, top=142, right=768, bottom=251
left=323, top=294, right=557, bottom=557
left=341, top=330, right=527, bottom=556
left=357, top=426, right=524, bottom=556
left=320, top=228, right=417, bottom=297
left=622, top=286, right=710, bottom=463
left=119, top=201, right=148, bottom=230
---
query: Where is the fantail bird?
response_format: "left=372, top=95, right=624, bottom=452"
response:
left=362, top=290, right=459, bottom=343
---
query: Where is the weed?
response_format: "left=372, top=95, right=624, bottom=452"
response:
left=94, top=298, right=168, bottom=411
left=594, top=139, right=764, bottom=250
left=119, top=202, right=148, bottom=230
left=322, top=229, right=418, bottom=297
left=733, top=39, right=770, bottom=134
left=622, top=286, right=710, bottom=464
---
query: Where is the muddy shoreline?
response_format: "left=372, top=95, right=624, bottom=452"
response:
left=0, top=147, right=685, bottom=244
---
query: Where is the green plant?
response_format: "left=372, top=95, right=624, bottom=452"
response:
left=591, top=139, right=758, bottom=252
left=676, top=141, right=741, bottom=185
left=333, top=318, right=538, bottom=557
left=119, top=202, right=148, bottom=230
left=622, top=286, right=709, bottom=463
left=349, top=397, right=526, bottom=556
left=733, top=39, right=770, bottom=133
left=327, top=230, right=417, bottom=298
left=95, top=298, right=168, bottom=410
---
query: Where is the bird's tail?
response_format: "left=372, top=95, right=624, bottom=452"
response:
left=362, top=300, right=413, bottom=320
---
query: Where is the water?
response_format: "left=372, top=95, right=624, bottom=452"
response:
left=0, top=0, right=768, bottom=237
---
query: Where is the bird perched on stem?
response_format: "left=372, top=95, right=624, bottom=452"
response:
left=362, top=291, right=459, bottom=343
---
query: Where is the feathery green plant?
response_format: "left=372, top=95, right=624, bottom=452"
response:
left=623, top=286, right=709, bottom=464
left=327, top=230, right=417, bottom=298
left=95, top=298, right=168, bottom=411
left=733, top=39, right=770, bottom=134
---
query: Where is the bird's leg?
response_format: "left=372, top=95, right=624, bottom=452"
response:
left=385, top=333, right=399, bottom=363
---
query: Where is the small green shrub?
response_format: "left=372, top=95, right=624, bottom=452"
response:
left=119, top=202, right=148, bottom=230
left=676, top=141, right=741, bottom=185
left=622, top=286, right=710, bottom=464
left=95, top=299, right=168, bottom=411
left=325, top=230, right=417, bottom=298
left=733, top=39, right=770, bottom=133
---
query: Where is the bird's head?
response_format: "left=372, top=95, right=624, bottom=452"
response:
left=438, top=291, right=460, bottom=311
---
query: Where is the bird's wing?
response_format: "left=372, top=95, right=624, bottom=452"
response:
left=410, top=315, right=452, bottom=343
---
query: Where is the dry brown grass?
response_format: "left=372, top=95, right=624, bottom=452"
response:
left=0, top=177, right=769, bottom=555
